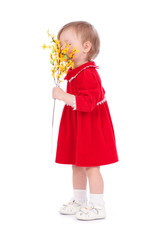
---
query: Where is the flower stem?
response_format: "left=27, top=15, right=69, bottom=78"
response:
left=51, top=98, right=56, bottom=153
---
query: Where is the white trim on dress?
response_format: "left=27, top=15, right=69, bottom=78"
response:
left=68, top=65, right=98, bottom=83
left=72, top=95, right=77, bottom=110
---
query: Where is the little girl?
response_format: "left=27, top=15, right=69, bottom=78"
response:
left=52, top=21, right=119, bottom=221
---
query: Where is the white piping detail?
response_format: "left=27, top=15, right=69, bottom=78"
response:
left=68, top=65, right=98, bottom=82
left=73, top=95, right=76, bottom=110
left=97, top=97, right=106, bottom=105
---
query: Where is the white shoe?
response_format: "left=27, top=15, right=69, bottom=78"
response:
left=59, top=199, right=85, bottom=215
left=76, top=203, right=106, bottom=220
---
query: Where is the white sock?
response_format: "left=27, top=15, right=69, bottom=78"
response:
left=89, top=193, right=105, bottom=207
left=73, top=189, right=87, bottom=203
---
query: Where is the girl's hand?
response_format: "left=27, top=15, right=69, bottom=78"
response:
left=52, top=87, right=66, bottom=101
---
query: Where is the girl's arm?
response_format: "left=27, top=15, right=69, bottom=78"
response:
left=62, top=92, right=75, bottom=106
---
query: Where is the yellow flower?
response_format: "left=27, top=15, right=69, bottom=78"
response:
left=62, top=48, right=69, bottom=54
left=73, top=47, right=79, bottom=54
left=47, top=29, right=50, bottom=37
left=42, top=30, right=79, bottom=83
left=65, top=43, right=70, bottom=48
left=41, top=44, right=48, bottom=49
left=52, top=72, right=55, bottom=78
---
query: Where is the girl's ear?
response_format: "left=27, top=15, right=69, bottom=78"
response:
left=83, top=41, right=92, bottom=53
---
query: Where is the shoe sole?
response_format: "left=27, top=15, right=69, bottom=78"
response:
left=59, top=211, right=77, bottom=215
left=76, top=215, right=106, bottom=221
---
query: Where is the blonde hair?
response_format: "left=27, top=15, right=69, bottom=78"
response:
left=58, top=21, right=100, bottom=61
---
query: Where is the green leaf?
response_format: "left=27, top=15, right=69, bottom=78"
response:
left=50, top=60, right=54, bottom=65
left=64, top=54, right=68, bottom=59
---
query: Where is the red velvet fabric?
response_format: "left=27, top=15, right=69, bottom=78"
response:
left=55, top=61, right=119, bottom=167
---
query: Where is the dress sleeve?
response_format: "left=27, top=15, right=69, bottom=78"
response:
left=74, top=69, right=101, bottom=112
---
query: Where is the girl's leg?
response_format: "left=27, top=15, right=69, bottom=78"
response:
left=75, top=167, right=106, bottom=220
left=72, top=165, right=87, bottom=189
left=59, top=166, right=87, bottom=215
left=86, top=167, right=105, bottom=206
left=72, top=165, right=87, bottom=203
left=86, top=167, right=104, bottom=193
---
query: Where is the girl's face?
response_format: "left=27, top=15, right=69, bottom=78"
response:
left=59, top=28, right=89, bottom=68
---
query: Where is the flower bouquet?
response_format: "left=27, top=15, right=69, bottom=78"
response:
left=41, top=30, right=79, bottom=152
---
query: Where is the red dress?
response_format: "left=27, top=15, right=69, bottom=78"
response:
left=55, top=61, right=119, bottom=167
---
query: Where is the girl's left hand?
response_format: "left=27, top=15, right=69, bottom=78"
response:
left=52, top=87, right=66, bottom=101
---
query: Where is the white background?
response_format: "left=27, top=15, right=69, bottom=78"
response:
left=0, top=0, right=160, bottom=239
